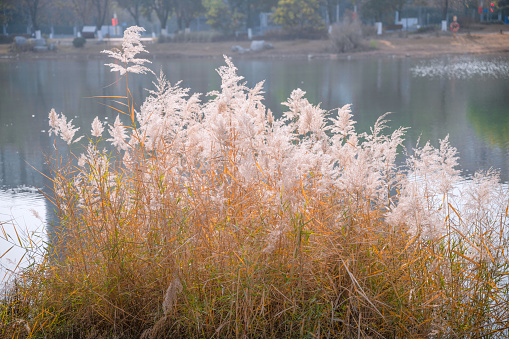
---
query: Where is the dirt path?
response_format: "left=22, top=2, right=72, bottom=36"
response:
left=369, top=32, right=509, bottom=57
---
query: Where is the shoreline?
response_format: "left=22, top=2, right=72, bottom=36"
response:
left=1, top=28, right=509, bottom=61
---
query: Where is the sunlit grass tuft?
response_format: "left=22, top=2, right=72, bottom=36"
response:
left=1, top=26, right=509, bottom=338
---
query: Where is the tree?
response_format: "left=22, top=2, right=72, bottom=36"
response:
left=442, top=0, right=449, bottom=19
left=424, top=0, right=476, bottom=20
left=44, top=0, right=76, bottom=27
left=20, top=0, right=44, bottom=31
left=225, top=0, right=278, bottom=30
left=228, top=0, right=252, bottom=28
left=322, top=0, right=357, bottom=25
left=395, top=0, right=408, bottom=13
left=499, top=0, right=509, bottom=11
left=203, top=0, right=245, bottom=35
left=498, top=0, right=509, bottom=20
left=150, top=0, right=173, bottom=35
left=68, top=0, right=93, bottom=29
left=0, top=0, right=16, bottom=27
left=323, top=0, right=337, bottom=24
left=271, top=0, right=323, bottom=32
left=203, top=0, right=277, bottom=33
left=256, top=0, right=280, bottom=10
left=460, top=0, right=481, bottom=13
left=91, top=0, right=110, bottom=32
left=360, top=0, right=408, bottom=22
left=174, top=0, right=203, bottom=31
left=115, top=0, right=150, bottom=26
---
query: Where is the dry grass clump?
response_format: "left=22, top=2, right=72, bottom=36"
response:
left=330, top=17, right=375, bottom=53
left=1, top=26, right=509, bottom=338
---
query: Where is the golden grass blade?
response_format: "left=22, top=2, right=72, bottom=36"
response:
left=447, top=202, right=463, bottom=224
left=110, top=100, right=129, bottom=107
left=12, top=224, right=22, bottom=247
left=11, top=251, right=26, bottom=275
left=451, top=249, right=480, bottom=267
left=96, top=102, right=127, bottom=115
left=84, top=96, right=127, bottom=99
left=0, top=245, right=14, bottom=259
left=1, top=222, right=8, bottom=240
left=341, top=259, right=385, bottom=319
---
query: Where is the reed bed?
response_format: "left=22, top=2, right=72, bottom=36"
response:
left=1, top=26, right=509, bottom=338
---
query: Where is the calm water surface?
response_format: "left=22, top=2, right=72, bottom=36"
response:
left=1, top=55, right=509, bottom=277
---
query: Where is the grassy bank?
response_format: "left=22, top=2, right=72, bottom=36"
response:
left=1, top=26, right=509, bottom=338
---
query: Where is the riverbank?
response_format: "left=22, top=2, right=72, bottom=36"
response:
left=1, top=24, right=509, bottom=60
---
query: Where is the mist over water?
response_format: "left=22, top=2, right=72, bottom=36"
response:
left=1, top=55, right=509, bottom=275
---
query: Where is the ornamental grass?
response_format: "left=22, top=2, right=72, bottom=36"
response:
left=1, top=26, right=509, bottom=338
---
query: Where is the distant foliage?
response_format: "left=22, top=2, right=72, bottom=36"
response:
left=72, top=37, right=86, bottom=48
left=203, top=0, right=245, bottom=35
left=272, top=0, right=324, bottom=33
left=360, top=0, right=406, bottom=22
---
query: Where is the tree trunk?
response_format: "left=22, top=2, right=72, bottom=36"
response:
left=128, top=4, right=141, bottom=26
left=154, top=0, right=172, bottom=36
left=27, top=0, right=40, bottom=31
left=326, top=0, right=335, bottom=24
left=443, top=0, right=449, bottom=21
left=184, top=15, right=192, bottom=29
left=177, top=14, right=183, bottom=31
left=157, top=13, right=168, bottom=32
left=93, top=0, right=110, bottom=31
left=246, top=0, right=252, bottom=29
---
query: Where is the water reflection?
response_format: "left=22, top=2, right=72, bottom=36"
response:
left=0, top=187, right=47, bottom=282
left=468, top=104, right=509, bottom=149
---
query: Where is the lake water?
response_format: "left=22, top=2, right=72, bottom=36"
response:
left=1, top=55, right=509, bottom=279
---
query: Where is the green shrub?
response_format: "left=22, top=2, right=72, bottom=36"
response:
left=72, top=37, right=86, bottom=48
